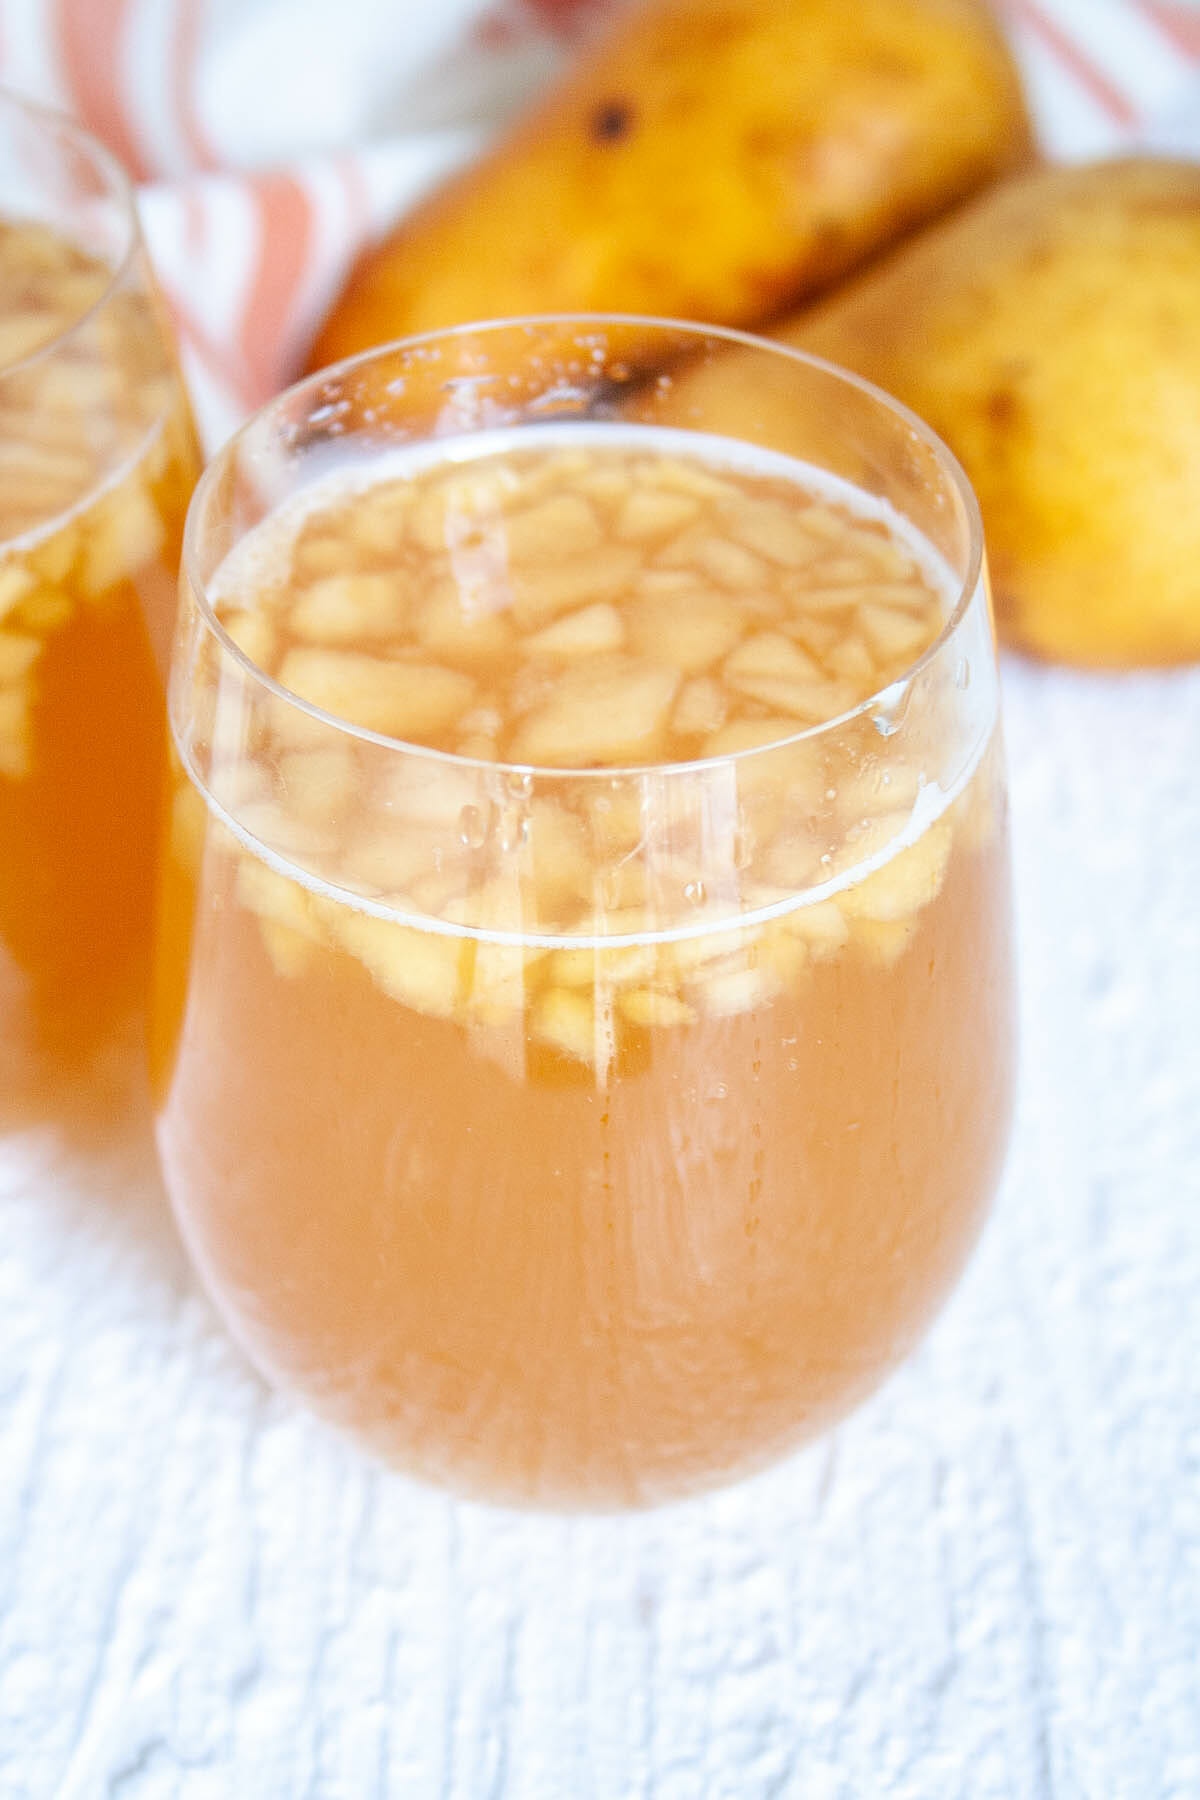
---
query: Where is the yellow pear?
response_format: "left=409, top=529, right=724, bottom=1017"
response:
left=305, top=0, right=1032, bottom=374
left=782, top=158, right=1200, bottom=666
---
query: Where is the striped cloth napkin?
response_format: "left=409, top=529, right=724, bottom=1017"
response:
left=1, top=0, right=1197, bottom=445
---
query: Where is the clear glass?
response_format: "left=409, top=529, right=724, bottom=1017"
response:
left=154, top=318, right=1015, bottom=1508
left=0, top=90, right=201, bottom=1118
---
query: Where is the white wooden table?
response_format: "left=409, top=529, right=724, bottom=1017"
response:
left=2, top=657, right=1198, bottom=1798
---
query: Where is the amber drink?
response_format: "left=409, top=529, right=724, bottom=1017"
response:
left=155, top=321, right=1014, bottom=1506
left=0, top=93, right=199, bottom=1109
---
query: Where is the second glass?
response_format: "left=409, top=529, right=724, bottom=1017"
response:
left=0, top=90, right=200, bottom=1111
left=155, top=318, right=1014, bottom=1507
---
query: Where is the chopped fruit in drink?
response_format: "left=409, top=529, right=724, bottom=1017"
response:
left=82, top=480, right=165, bottom=597
left=779, top=898, right=849, bottom=956
left=840, top=758, right=925, bottom=821
left=600, top=936, right=659, bottom=987
left=725, top=631, right=822, bottom=685
left=346, top=832, right=449, bottom=897
left=168, top=778, right=209, bottom=875
left=762, top=926, right=808, bottom=985
left=415, top=579, right=514, bottom=666
left=409, top=466, right=517, bottom=553
left=222, top=608, right=277, bottom=668
left=547, top=945, right=596, bottom=988
left=619, top=986, right=696, bottom=1028
left=198, top=431, right=986, bottom=1040
left=278, top=747, right=358, bottom=825
left=529, top=800, right=592, bottom=913
left=510, top=547, right=641, bottom=628
left=0, top=563, right=36, bottom=622
left=842, top=820, right=952, bottom=922
left=727, top=497, right=820, bottom=568
left=822, top=633, right=876, bottom=683
left=671, top=676, right=725, bottom=738
left=575, top=460, right=630, bottom=505
left=726, top=652, right=854, bottom=719
left=696, top=962, right=774, bottom=1018
left=791, top=583, right=875, bottom=614
left=526, top=601, right=625, bottom=658
left=292, top=572, right=402, bottom=644
left=0, top=686, right=32, bottom=779
left=615, top=487, right=700, bottom=542
left=651, top=458, right=736, bottom=502
left=851, top=914, right=918, bottom=965
left=235, top=799, right=336, bottom=862
left=418, top=580, right=514, bottom=664
left=503, top=493, right=602, bottom=562
left=0, top=632, right=42, bottom=684
left=783, top=612, right=840, bottom=659
left=860, top=601, right=937, bottom=664
left=686, top=534, right=768, bottom=592
left=532, top=985, right=596, bottom=1063
left=763, top=831, right=821, bottom=888
left=17, top=590, right=73, bottom=633
left=628, top=590, right=741, bottom=673
left=380, top=758, right=481, bottom=829
left=294, top=526, right=367, bottom=583
left=259, top=918, right=318, bottom=979
left=468, top=939, right=534, bottom=1020
left=590, top=855, right=647, bottom=912
left=668, top=922, right=757, bottom=978
left=278, top=648, right=475, bottom=739
left=511, top=658, right=679, bottom=767
left=811, top=555, right=878, bottom=586
left=330, top=909, right=464, bottom=1016
left=234, top=857, right=322, bottom=940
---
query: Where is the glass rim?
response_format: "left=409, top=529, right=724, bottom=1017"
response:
left=182, top=312, right=987, bottom=782
left=0, top=84, right=142, bottom=385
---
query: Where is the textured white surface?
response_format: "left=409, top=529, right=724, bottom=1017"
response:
left=2, top=657, right=1199, bottom=1797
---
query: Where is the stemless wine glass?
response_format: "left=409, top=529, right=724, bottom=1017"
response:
left=0, top=90, right=200, bottom=1112
left=154, top=318, right=1014, bottom=1508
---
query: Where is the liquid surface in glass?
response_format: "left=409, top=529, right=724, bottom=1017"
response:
left=155, top=429, right=1013, bottom=1506
left=0, top=218, right=198, bottom=1109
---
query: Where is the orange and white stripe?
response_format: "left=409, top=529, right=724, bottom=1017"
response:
left=1001, top=0, right=1199, bottom=151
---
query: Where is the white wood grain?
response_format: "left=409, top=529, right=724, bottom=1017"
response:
left=2, top=660, right=1199, bottom=1798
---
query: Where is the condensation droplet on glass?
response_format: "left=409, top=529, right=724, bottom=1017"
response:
left=599, top=868, right=622, bottom=909
left=708, top=1082, right=728, bottom=1103
left=684, top=878, right=707, bottom=907
left=505, top=769, right=533, bottom=799
left=872, top=709, right=900, bottom=738
left=498, top=807, right=528, bottom=852
left=824, top=786, right=838, bottom=803
left=458, top=803, right=488, bottom=849
left=955, top=658, right=971, bottom=689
